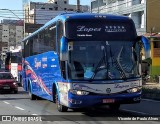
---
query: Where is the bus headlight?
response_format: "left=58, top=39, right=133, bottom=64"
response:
left=69, top=89, right=89, bottom=95
left=127, top=87, right=141, bottom=93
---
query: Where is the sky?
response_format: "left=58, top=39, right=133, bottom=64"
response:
left=0, top=0, right=91, bottom=21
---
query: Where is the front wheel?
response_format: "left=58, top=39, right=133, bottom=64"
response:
left=28, top=84, right=37, bottom=100
left=56, top=91, right=68, bottom=112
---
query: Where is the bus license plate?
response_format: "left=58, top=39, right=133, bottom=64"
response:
left=103, top=99, right=115, bottom=103
left=3, top=87, right=10, bottom=89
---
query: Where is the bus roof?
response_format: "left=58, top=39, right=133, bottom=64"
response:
left=22, top=13, right=132, bottom=42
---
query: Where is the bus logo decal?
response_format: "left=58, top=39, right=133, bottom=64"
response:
left=77, top=26, right=101, bottom=32
left=105, top=26, right=126, bottom=32
left=106, top=88, right=111, bottom=94
left=114, top=84, right=129, bottom=89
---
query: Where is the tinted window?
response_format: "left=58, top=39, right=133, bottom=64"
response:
left=0, top=73, right=14, bottom=79
left=66, top=19, right=137, bottom=41
left=23, top=24, right=56, bottom=57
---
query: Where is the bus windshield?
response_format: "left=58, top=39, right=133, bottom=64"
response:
left=68, top=41, right=140, bottom=81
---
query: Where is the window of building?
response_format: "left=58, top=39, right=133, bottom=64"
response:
left=68, top=9, right=74, bottom=11
left=17, top=30, right=21, bottom=32
left=55, top=7, right=58, bottom=10
left=17, top=36, right=21, bottom=38
left=49, top=8, right=53, bottom=10
left=64, top=8, right=67, bottom=10
left=64, top=1, right=67, bottom=4
left=41, top=7, right=45, bottom=9
left=30, top=15, right=34, bottom=19
left=55, top=2, right=57, bottom=4
left=153, top=41, right=160, bottom=48
left=153, top=41, right=160, bottom=57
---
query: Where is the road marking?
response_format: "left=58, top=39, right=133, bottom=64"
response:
left=3, top=101, right=10, bottom=104
left=121, top=108, right=148, bottom=115
left=15, top=106, right=25, bottom=111
left=31, top=114, right=38, bottom=115
left=142, top=99, right=160, bottom=103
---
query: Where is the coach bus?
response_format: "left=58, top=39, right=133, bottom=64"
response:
left=21, top=13, right=150, bottom=112
left=5, top=48, right=22, bottom=85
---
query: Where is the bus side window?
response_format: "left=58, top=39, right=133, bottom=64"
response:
left=57, top=21, right=63, bottom=53
left=48, top=24, right=56, bottom=52
left=32, top=34, right=39, bottom=55
left=60, top=61, right=66, bottom=79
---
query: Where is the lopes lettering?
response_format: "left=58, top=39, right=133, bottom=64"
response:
left=114, top=84, right=129, bottom=89
left=77, top=26, right=101, bottom=32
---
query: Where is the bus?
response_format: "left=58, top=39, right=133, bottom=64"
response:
left=5, top=48, right=22, bottom=85
left=21, top=13, right=150, bottom=112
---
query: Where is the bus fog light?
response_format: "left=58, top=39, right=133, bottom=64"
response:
left=69, top=99, right=82, bottom=104
left=133, top=97, right=141, bottom=101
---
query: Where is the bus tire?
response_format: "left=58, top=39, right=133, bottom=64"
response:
left=56, top=90, right=68, bottom=112
left=109, top=104, right=120, bottom=110
left=28, top=83, right=36, bottom=100
left=52, top=84, right=56, bottom=103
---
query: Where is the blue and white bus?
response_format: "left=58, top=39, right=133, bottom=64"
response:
left=21, top=13, right=150, bottom=112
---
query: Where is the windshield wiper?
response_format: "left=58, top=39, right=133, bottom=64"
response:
left=89, top=46, right=108, bottom=81
left=112, top=46, right=126, bottom=79
left=89, top=45, right=127, bottom=81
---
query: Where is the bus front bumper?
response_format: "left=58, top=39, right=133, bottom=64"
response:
left=67, top=92, right=141, bottom=108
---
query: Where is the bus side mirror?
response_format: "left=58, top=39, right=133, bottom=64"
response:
left=139, top=36, right=151, bottom=59
left=60, top=36, right=68, bottom=61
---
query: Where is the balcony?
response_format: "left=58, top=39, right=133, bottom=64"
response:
left=100, top=3, right=146, bottom=15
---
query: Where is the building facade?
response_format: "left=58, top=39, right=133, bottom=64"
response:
left=148, top=36, right=160, bottom=76
left=24, top=0, right=90, bottom=34
left=91, top=0, right=160, bottom=35
left=0, top=20, right=23, bottom=63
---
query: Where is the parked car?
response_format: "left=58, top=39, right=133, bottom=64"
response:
left=0, top=71, right=18, bottom=93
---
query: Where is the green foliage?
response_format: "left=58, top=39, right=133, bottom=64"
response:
left=149, top=75, right=159, bottom=83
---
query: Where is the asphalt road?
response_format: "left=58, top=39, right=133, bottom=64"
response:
left=0, top=87, right=160, bottom=124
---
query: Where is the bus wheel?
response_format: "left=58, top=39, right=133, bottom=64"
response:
left=56, top=91, right=68, bottom=112
left=109, top=104, right=120, bottom=110
left=28, top=84, right=36, bottom=100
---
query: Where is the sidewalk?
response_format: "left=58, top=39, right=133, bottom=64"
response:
left=142, top=82, right=160, bottom=100
left=143, top=82, right=160, bottom=89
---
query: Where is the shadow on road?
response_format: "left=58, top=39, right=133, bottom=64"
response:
left=42, top=107, right=143, bottom=121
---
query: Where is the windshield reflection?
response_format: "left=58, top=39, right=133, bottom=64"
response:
left=68, top=41, right=140, bottom=81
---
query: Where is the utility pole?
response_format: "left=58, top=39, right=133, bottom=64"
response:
left=77, top=0, right=80, bottom=12
left=98, top=0, right=99, bottom=14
